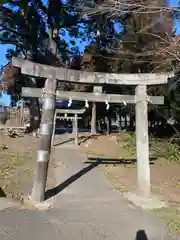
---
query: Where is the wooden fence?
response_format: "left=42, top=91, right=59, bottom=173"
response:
left=113, top=114, right=167, bottom=130
left=0, top=107, right=24, bottom=129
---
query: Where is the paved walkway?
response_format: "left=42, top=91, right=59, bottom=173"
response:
left=0, top=134, right=177, bottom=239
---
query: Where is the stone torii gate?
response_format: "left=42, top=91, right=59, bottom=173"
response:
left=52, top=108, right=86, bottom=146
left=12, top=57, right=173, bottom=204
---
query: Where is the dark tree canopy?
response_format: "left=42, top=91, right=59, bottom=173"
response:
left=0, top=0, right=177, bottom=95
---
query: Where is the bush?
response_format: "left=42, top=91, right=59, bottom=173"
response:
left=165, top=143, right=180, bottom=163
left=121, top=132, right=180, bottom=163
left=122, top=132, right=136, bottom=156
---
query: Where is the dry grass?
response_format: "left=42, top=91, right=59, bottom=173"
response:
left=0, top=151, right=33, bottom=199
left=0, top=135, right=57, bottom=201
left=87, top=150, right=105, bottom=156
left=0, top=136, right=37, bottom=200
left=151, top=206, right=180, bottom=234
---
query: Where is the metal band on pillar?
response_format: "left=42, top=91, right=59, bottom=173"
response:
left=43, top=97, right=55, bottom=109
left=37, top=150, right=49, bottom=162
left=40, top=123, right=53, bottom=135
left=37, top=93, right=55, bottom=163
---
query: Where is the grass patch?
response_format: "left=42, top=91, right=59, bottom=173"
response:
left=105, top=172, right=129, bottom=193
left=121, top=132, right=136, bottom=157
left=151, top=206, right=180, bottom=234
left=121, top=132, right=180, bottom=163
left=87, top=150, right=105, bottom=157
left=0, top=152, right=31, bottom=174
left=0, top=151, right=33, bottom=199
left=119, top=132, right=180, bottom=234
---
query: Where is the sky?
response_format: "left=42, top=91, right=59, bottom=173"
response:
left=0, top=0, right=179, bottom=67
left=0, top=0, right=179, bottom=106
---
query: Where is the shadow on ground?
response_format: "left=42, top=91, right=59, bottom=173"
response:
left=0, top=188, right=6, bottom=198
left=53, top=137, right=75, bottom=147
left=45, top=156, right=156, bottom=200
left=45, top=161, right=99, bottom=200
left=85, top=157, right=157, bottom=165
left=53, top=134, right=100, bottom=147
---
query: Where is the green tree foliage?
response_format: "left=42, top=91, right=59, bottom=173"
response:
left=0, top=1, right=177, bottom=93
left=114, top=1, right=174, bottom=74
left=0, top=0, right=95, bottom=96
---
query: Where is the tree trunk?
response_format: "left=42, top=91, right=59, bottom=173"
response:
left=29, top=98, right=41, bottom=134
left=26, top=50, right=41, bottom=133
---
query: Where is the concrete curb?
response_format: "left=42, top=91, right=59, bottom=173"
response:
left=124, top=192, right=168, bottom=209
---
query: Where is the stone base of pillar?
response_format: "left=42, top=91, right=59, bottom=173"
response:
left=91, top=130, right=97, bottom=135
left=123, top=192, right=168, bottom=210
left=22, top=196, right=53, bottom=210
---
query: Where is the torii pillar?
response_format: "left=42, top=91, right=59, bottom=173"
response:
left=91, top=86, right=102, bottom=134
